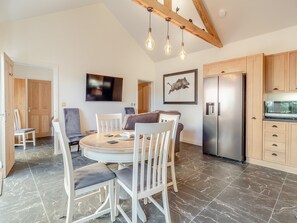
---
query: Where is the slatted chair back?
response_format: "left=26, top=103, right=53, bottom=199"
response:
left=52, top=119, right=74, bottom=197
left=96, top=113, right=122, bottom=133
left=133, top=121, right=172, bottom=198
left=13, top=109, right=22, bottom=130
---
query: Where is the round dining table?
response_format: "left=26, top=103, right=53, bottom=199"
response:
left=79, top=130, right=147, bottom=222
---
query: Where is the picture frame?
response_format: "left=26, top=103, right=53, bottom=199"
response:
left=163, top=69, right=198, bottom=104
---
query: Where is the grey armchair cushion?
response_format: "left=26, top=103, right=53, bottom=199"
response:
left=64, top=108, right=83, bottom=137
left=74, top=163, right=116, bottom=190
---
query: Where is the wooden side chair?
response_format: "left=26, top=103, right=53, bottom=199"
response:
left=52, top=119, right=116, bottom=223
left=114, top=121, right=173, bottom=223
left=63, top=108, right=85, bottom=152
left=14, top=109, right=36, bottom=150
left=159, top=113, right=180, bottom=192
left=95, top=113, right=122, bottom=133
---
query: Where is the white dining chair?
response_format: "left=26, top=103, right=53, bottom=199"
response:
left=95, top=113, right=122, bottom=133
left=14, top=109, right=36, bottom=150
left=114, top=121, right=173, bottom=223
left=52, top=119, right=116, bottom=223
left=159, top=113, right=180, bottom=192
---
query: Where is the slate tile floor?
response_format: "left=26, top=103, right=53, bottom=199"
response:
left=1, top=137, right=297, bottom=223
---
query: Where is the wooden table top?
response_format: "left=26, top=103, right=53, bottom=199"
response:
left=79, top=131, right=136, bottom=154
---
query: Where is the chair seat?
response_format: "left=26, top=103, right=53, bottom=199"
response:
left=67, top=134, right=85, bottom=143
left=114, top=165, right=151, bottom=191
left=15, top=128, right=35, bottom=134
left=74, top=163, right=116, bottom=190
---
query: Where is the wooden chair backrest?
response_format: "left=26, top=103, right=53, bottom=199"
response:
left=95, top=113, right=122, bottom=133
left=52, top=119, right=74, bottom=196
left=13, top=109, right=21, bottom=131
left=133, top=121, right=172, bottom=197
left=158, top=114, right=179, bottom=159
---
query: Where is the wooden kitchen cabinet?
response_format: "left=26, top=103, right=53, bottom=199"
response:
left=203, top=57, right=247, bottom=77
left=265, top=52, right=288, bottom=92
left=246, top=54, right=264, bottom=160
left=289, top=51, right=297, bottom=91
left=287, top=123, right=297, bottom=167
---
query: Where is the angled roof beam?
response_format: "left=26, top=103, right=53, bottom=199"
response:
left=132, top=0, right=223, bottom=48
left=192, top=0, right=220, bottom=41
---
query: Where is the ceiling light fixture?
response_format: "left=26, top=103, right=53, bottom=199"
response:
left=145, top=7, right=155, bottom=51
left=164, top=17, right=172, bottom=56
left=179, top=26, right=187, bottom=60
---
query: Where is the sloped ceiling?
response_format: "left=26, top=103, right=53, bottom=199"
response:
left=1, top=0, right=297, bottom=61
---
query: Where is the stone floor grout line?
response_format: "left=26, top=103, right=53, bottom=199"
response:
left=25, top=148, right=51, bottom=223
left=189, top=163, right=249, bottom=223
left=267, top=172, right=288, bottom=223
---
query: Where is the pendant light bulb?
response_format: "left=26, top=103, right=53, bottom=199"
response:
left=145, top=28, right=155, bottom=51
left=179, top=27, right=186, bottom=60
left=164, top=36, right=172, bottom=56
left=179, top=43, right=187, bottom=60
left=164, top=18, right=172, bottom=56
left=145, top=8, right=155, bottom=51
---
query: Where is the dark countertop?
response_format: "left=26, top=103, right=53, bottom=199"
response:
left=263, top=118, right=297, bottom=123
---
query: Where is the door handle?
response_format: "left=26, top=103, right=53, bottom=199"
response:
left=272, top=125, right=278, bottom=128
left=252, top=117, right=256, bottom=120
left=272, top=144, right=278, bottom=147
left=218, top=103, right=221, bottom=116
left=273, top=88, right=279, bottom=90
left=272, top=153, right=278, bottom=156
left=272, top=134, right=278, bottom=137
left=28, top=107, right=31, bottom=113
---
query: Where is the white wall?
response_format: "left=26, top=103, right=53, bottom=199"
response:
left=14, top=64, right=53, bottom=81
left=0, top=3, right=155, bottom=132
left=155, top=25, right=297, bottom=146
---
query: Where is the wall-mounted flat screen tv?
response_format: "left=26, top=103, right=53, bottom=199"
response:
left=86, top=73, right=123, bottom=101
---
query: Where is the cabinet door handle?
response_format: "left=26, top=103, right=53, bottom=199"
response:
left=252, top=117, right=256, bottom=120
left=272, top=134, right=278, bottom=137
left=272, top=144, right=278, bottom=147
left=273, top=88, right=279, bottom=90
left=272, top=125, right=278, bottom=128
left=272, top=153, right=278, bottom=156
left=221, top=70, right=225, bottom=73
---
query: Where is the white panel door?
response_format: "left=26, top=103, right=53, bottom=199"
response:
left=0, top=52, right=15, bottom=177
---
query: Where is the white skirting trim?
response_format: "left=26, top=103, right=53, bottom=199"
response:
left=246, top=158, right=297, bottom=174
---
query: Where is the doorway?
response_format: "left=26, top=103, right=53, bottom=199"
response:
left=138, top=80, right=152, bottom=114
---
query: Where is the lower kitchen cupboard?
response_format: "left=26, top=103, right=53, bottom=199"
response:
left=288, top=123, right=297, bottom=167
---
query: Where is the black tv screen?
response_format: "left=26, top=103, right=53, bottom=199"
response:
left=86, top=73, right=123, bottom=101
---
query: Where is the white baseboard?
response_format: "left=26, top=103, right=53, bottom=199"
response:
left=247, top=158, right=297, bottom=175
left=180, top=137, right=202, bottom=146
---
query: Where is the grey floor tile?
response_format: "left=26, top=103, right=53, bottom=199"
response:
left=284, top=173, right=297, bottom=188
left=270, top=200, right=297, bottom=223
left=231, top=174, right=283, bottom=199
left=193, top=199, right=266, bottom=223
left=278, top=184, right=297, bottom=206
left=216, top=185, right=277, bottom=222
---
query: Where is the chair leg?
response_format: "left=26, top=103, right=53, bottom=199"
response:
left=22, top=133, right=26, bottom=150
left=115, top=181, right=119, bottom=217
left=59, top=192, right=68, bottom=219
left=65, top=196, right=74, bottom=223
left=171, top=163, right=178, bottom=192
left=132, top=197, right=138, bottom=223
left=32, top=131, right=36, bottom=146
left=109, top=180, right=115, bottom=222
left=162, top=190, right=171, bottom=223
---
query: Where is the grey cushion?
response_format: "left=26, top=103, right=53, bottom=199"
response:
left=123, top=112, right=159, bottom=130
left=74, top=163, right=116, bottom=190
left=64, top=108, right=82, bottom=137
left=15, top=128, right=35, bottom=134
left=113, top=165, right=151, bottom=190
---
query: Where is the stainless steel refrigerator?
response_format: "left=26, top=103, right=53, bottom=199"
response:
left=203, top=73, right=246, bottom=162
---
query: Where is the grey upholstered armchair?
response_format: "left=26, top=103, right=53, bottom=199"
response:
left=63, top=108, right=85, bottom=152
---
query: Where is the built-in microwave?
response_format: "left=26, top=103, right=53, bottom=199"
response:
left=264, top=101, right=297, bottom=119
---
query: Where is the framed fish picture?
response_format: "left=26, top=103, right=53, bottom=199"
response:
left=163, top=69, right=198, bottom=104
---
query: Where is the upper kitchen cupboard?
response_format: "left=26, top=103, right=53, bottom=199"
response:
left=246, top=54, right=264, bottom=160
left=289, top=50, right=297, bottom=91
left=265, top=52, right=288, bottom=92
left=203, top=57, right=246, bottom=77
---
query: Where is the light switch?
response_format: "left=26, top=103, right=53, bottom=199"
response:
left=61, top=102, right=66, bottom=107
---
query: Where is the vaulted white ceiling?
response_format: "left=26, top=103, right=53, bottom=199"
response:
left=1, top=0, right=297, bottom=61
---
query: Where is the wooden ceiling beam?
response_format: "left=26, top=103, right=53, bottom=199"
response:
left=132, top=0, right=223, bottom=48
left=192, top=0, right=220, bottom=41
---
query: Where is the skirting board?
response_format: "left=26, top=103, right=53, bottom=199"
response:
left=247, top=158, right=297, bottom=175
